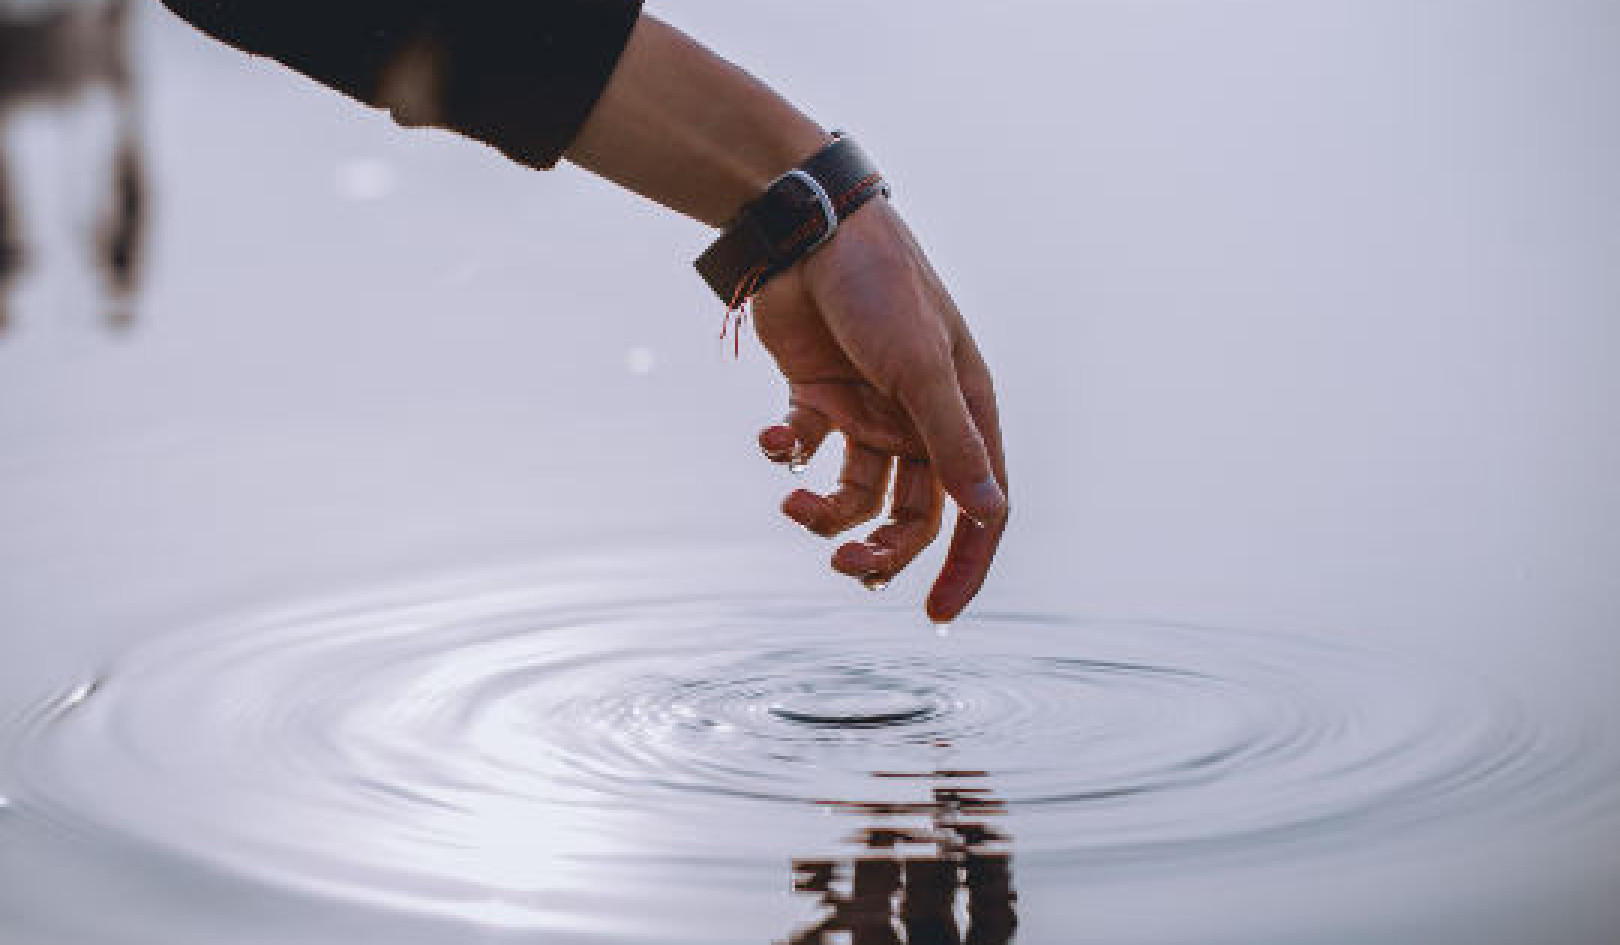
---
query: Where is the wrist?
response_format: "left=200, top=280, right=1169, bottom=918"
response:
left=564, top=14, right=834, bottom=227
left=716, top=111, right=834, bottom=223
left=695, top=133, right=891, bottom=306
left=800, top=195, right=904, bottom=281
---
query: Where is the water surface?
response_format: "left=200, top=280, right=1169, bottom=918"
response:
left=3, top=550, right=1618, bottom=943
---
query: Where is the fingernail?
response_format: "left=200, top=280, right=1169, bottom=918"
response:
left=962, top=477, right=1007, bottom=524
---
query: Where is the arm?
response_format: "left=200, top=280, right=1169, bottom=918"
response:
left=160, top=3, right=1009, bottom=621
left=563, top=16, right=827, bottom=227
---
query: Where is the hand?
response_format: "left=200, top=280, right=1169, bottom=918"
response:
left=560, top=15, right=1006, bottom=617
left=750, top=198, right=1009, bottom=623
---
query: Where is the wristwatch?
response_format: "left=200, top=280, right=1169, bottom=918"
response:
left=695, top=132, right=889, bottom=306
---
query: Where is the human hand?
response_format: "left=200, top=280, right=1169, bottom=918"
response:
left=560, top=15, right=1005, bottom=617
left=750, top=198, right=1008, bottom=623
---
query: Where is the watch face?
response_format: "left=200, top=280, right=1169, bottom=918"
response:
left=758, top=171, right=837, bottom=262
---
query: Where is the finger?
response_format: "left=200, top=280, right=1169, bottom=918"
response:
left=898, top=363, right=1007, bottom=525
left=758, top=401, right=831, bottom=467
left=925, top=510, right=1005, bottom=622
left=832, top=458, right=943, bottom=586
left=782, top=441, right=892, bottom=538
left=926, top=367, right=1010, bottom=622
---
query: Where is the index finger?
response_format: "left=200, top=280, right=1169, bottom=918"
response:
left=920, top=364, right=1008, bottom=623
left=897, top=361, right=1007, bottom=526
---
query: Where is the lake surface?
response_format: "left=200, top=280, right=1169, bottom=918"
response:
left=3, top=2, right=1619, bottom=943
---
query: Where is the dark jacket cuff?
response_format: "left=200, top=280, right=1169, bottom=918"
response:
left=161, top=0, right=645, bottom=170
left=435, top=0, right=643, bottom=169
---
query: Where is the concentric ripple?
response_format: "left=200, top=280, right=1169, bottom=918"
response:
left=3, top=553, right=1616, bottom=937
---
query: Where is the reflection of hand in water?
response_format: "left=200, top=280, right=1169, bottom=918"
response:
left=780, top=772, right=1018, bottom=945
left=0, top=0, right=146, bottom=334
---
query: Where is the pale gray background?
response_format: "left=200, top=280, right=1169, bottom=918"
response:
left=2, top=1, right=1617, bottom=942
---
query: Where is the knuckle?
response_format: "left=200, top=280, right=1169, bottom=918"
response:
left=833, top=487, right=883, bottom=522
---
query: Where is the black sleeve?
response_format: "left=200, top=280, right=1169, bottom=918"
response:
left=159, top=0, right=644, bottom=169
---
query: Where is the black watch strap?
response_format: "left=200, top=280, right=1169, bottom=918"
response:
left=695, top=134, right=889, bottom=305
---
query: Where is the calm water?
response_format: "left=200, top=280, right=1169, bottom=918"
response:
left=4, top=2, right=1620, bottom=944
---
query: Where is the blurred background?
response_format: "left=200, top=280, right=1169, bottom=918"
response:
left=1, top=1, right=1618, bottom=943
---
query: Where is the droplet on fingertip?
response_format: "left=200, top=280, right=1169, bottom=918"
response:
left=861, top=575, right=890, bottom=592
left=933, top=622, right=952, bottom=639
left=787, top=442, right=809, bottom=474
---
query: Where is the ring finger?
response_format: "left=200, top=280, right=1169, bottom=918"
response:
left=832, top=457, right=944, bottom=586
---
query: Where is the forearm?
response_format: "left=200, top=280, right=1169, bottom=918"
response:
left=159, top=3, right=818, bottom=225
left=563, top=14, right=831, bottom=229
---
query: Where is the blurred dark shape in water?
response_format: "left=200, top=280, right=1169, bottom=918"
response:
left=0, top=0, right=145, bottom=333
left=781, top=771, right=1018, bottom=945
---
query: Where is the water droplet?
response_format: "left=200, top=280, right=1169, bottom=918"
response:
left=54, top=677, right=102, bottom=716
left=861, top=575, right=889, bottom=592
left=788, top=459, right=809, bottom=474
left=933, top=623, right=951, bottom=639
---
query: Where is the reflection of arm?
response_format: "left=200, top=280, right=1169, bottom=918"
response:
left=158, top=0, right=644, bottom=171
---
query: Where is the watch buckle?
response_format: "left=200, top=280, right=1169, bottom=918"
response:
left=781, top=169, right=839, bottom=255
